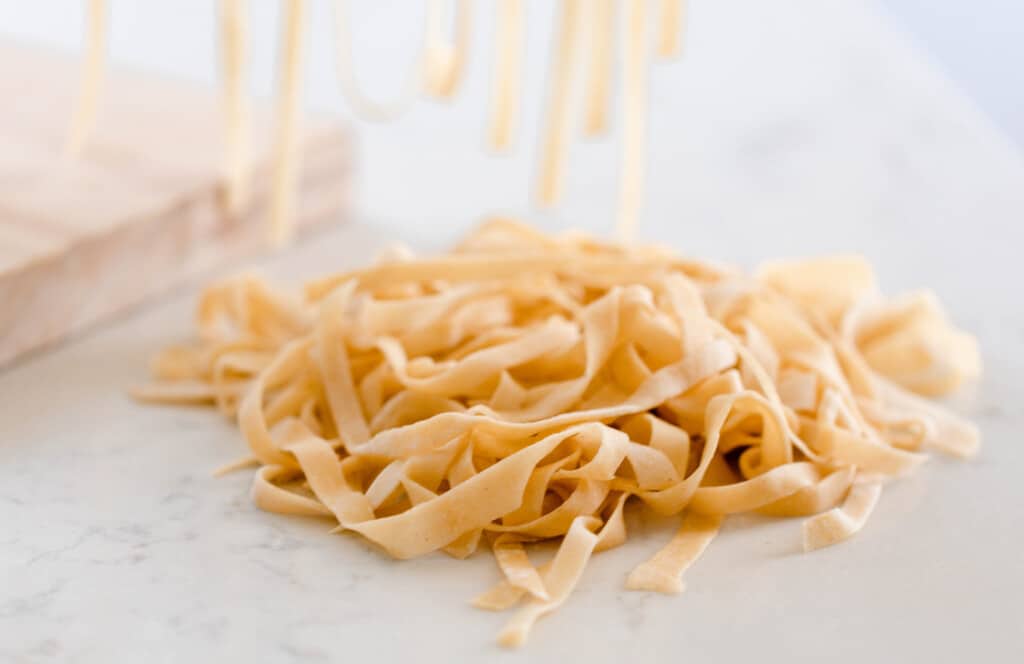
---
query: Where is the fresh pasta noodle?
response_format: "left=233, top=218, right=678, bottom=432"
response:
left=268, top=0, right=307, bottom=245
left=219, top=0, right=250, bottom=215
left=67, top=0, right=108, bottom=157
left=536, top=0, right=584, bottom=205
left=138, top=219, right=981, bottom=647
left=617, top=0, right=649, bottom=240
left=582, top=0, right=616, bottom=136
left=331, top=0, right=431, bottom=122
left=423, top=0, right=474, bottom=99
left=488, top=0, right=523, bottom=150
left=656, top=0, right=686, bottom=58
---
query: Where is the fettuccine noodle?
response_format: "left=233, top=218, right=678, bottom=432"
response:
left=268, top=0, right=307, bottom=245
left=219, top=0, right=250, bottom=215
left=137, top=219, right=981, bottom=647
left=66, top=0, right=108, bottom=158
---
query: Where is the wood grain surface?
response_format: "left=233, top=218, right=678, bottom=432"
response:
left=0, top=41, right=351, bottom=367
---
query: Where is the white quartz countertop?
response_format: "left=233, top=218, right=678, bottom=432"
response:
left=2, top=1, right=1024, bottom=662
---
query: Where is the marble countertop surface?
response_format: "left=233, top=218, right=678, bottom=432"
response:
left=2, top=1, right=1024, bottom=662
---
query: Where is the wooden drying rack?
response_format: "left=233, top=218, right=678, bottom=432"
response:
left=0, top=41, right=351, bottom=367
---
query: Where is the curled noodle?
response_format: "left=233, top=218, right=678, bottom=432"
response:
left=138, top=219, right=981, bottom=647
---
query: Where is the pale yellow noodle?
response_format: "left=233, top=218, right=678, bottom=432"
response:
left=536, top=0, right=584, bottom=205
left=219, top=0, right=250, bottom=215
left=423, top=0, right=474, bottom=99
left=582, top=0, right=616, bottom=135
left=617, top=0, right=649, bottom=241
left=269, top=0, right=308, bottom=246
left=488, top=0, right=524, bottom=150
left=656, top=0, right=686, bottom=58
left=139, top=220, right=980, bottom=647
left=67, top=0, right=108, bottom=157
left=331, top=0, right=430, bottom=121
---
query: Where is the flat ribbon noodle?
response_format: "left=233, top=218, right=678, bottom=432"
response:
left=137, top=219, right=981, bottom=648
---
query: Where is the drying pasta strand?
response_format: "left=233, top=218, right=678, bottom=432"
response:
left=219, top=0, right=251, bottom=215
left=269, top=0, right=308, bottom=245
left=331, top=0, right=430, bottom=121
left=488, top=0, right=524, bottom=150
left=582, top=0, right=616, bottom=135
left=625, top=511, right=721, bottom=594
left=536, top=0, right=584, bottom=205
left=803, top=477, right=883, bottom=551
left=67, top=0, right=108, bottom=158
left=656, top=0, right=686, bottom=58
left=423, top=0, right=474, bottom=99
left=617, top=0, right=649, bottom=240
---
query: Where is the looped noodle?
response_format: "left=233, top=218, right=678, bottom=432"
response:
left=139, top=220, right=981, bottom=647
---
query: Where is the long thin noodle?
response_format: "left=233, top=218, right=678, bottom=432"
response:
left=67, top=0, right=108, bottom=158
left=536, top=0, right=584, bottom=205
left=423, top=0, right=474, bottom=99
left=52, top=0, right=699, bottom=243
left=219, top=0, right=250, bottom=215
left=199, top=0, right=688, bottom=243
left=625, top=511, right=721, bottom=594
left=331, top=0, right=430, bottom=121
left=617, top=0, right=649, bottom=240
left=488, top=0, right=524, bottom=150
left=582, top=0, right=616, bottom=136
left=269, top=0, right=308, bottom=245
left=656, top=0, right=686, bottom=58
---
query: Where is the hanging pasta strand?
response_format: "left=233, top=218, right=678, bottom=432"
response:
left=487, top=0, right=523, bottom=151
left=536, top=0, right=584, bottom=205
left=67, top=0, right=108, bottom=158
left=616, top=0, right=649, bottom=240
left=219, top=0, right=251, bottom=215
left=423, top=0, right=474, bottom=99
left=656, top=0, right=686, bottom=58
left=331, top=0, right=430, bottom=121
left=582, top=0, right=615, bottom=136
left=269, top=0, right=308, bottom=245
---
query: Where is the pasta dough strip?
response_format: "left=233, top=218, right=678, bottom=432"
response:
left=423, top=0, right=474, bottom=99
left=536, top=0, right=584, bottom=205
left=488, top=0, right=524, bottom=150
left=67, top=0, right=108, bottom=157
left=625, top=511, right=721, bottom=594
left=617, top=0, right=650, bottom=240
left=493, top=535, right=550, bottom=600
left=497, top=516, right=601, bottom=648
left=656, top=0, right=686, bottom=58
left=219, top=0, right=251, bottom=215
left=331, top=0, right=429, bottom=121
left=802, top=478, right=883, bottom=551
left=582, top=0, right=615, bottom=135
left=269, top=0, right=308, bottom=245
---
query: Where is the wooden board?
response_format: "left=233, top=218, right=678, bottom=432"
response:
left=0, top=41, right=351, bottom=367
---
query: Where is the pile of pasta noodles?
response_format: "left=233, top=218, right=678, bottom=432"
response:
left=137, top=219, right=981, bottom=647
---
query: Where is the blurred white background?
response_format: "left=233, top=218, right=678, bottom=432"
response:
left=2, top=2, right=1021, bottom=146
left=881, top=0, right=1024, bottom=148
left=0, top=0, right=1020, bottom=260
